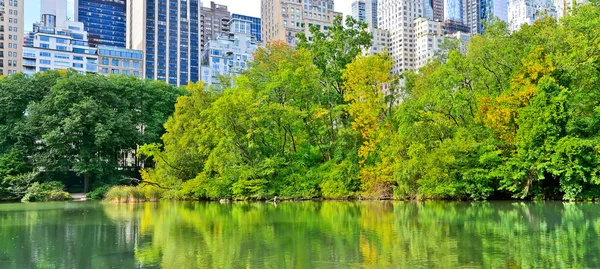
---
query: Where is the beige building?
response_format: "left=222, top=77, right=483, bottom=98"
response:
left=261, top=0, right=342, bottom=45
left=97, top=45, right=143, bottom=77
left=1, top=0, right=23, bottom=76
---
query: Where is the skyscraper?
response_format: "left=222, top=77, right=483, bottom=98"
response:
left=378, top=0, right=423, bottom=73
left=351, top=0, right=378, bottom=27
left=200, top=2, right=231, bottom=54
left=463, top=0, right=508, bottom=34
left=1, top=0, right=24, bottom=76
left=127, top=0, right=202, bottom=86
left=75, top=0, right=127, bottom=47
left=261, top=0, right=342, bottom=45
left=232, top=14, right=262, bottom=43
left=444, top=0, right=463, bottom=22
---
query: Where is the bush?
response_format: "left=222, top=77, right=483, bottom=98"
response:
left=104, top=185, right=146, bottom=203
left=21, top=181, right=72, bottom=202
left=86, top=185, right=112, bottom=200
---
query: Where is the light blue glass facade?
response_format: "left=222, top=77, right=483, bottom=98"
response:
left=445, top=0, right=463, bottom=22
left=232, top=14, right=262, bottom=43
left=76, top=0, right=127, bottom=48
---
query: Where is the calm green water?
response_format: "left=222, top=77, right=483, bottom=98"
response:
left=0, top=201, right=599, bottom=269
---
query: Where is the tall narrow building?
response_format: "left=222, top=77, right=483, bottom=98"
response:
left=261, top=0, right=342, bottom=45
left=127, top=0, right=202, bottom=86
left=378, top=0, right=423, bottom=73
left=75, top=0, right=127, bottom=47
left=463, top=0, right=508, bottom=34
left=200, top=2, right=231, bottom=54
left=351, top=0, right=379, bottom=27
left=1, top=0, right=24, bottom=76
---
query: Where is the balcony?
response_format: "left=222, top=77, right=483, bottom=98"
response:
left=23, top=59, right=36, bottom=66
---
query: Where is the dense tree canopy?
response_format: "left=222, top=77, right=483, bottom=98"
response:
left=141, top=4, right=600, bottom=201
left=0, top=71, right=184, bottom=199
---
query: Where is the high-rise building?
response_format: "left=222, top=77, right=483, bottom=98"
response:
left=75, top=0, right=127, bottom=47
left=508, top=0, right=556, bottom=32
left=414, top=18, right=470, bottom=69
left=432, top=0, right=444, bottom=20
left=0, top=0, right=24, bottom=76
left=201, top=18, right=258, bottom=87
left=352, top=0, right=379, bottom=27
left=201, top=2, right=231, bottom=53
left=366, top=27, right=391, bottom=55
left=261, top=0, right=342, bottom=45
left=378, top=0, right=423, bottom=73
left=463, top=0, right=508, bottom=34
left=444, top=0, right=463, bottom=22
left=127, top=0, right=202, bottom=86
left=232, top=13, right=262, bottom=43
left=22, top=0, right=99, bottom=76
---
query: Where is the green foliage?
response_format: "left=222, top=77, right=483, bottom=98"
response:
left=21, top=181, right=71, bottom=202
left=86, top=185, right=112, bottom=200
left=104, top=186, right=146, bottom=203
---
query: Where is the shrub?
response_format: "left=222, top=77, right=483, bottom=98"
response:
left=21, top=181, right=72, bottom=202
left=86, top=185, right=112, bottom=200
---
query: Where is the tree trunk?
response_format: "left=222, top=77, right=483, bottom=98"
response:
left=84, top=174, right=91, bottom=193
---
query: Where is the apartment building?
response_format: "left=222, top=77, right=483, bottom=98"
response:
left=378, top=0, right=423, bottom=73
left=0, top=0, right=23, bottom=76
left=261, top=0, right=342, bottom=45
left=200, top=1, right=231, bottom=53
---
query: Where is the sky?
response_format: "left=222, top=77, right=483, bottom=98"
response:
left=24, top=0, right=353, bottom=32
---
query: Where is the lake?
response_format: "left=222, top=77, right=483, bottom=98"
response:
left=0, top=201, right=598, bottom=268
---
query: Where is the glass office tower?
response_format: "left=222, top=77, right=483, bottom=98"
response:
left=75, top=0, right=127, bottom=47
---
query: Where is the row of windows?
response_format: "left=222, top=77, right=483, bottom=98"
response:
left=100, top=68, right=140, bottom=76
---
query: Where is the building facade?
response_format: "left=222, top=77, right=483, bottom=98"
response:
left=414, top=18, right=471, bottom=70
left=261, top=0, right=342, bottom=45
left=0, top=0, right=24, bottom=76
left=414, top=18, right=445, bottom=69
left=232, top=13, right=262, bottom=43
left=127, top=0, right=202, bottom=86
left=201, top=18, right=258, bottom=87
left=22, top=1, right=98, bottom=76
left=201, top=2, right=231, bottom=53
left=378, top=0, right=423, bottom=73
left=351, top=0, right=378, bottom=27
left=444, top=0, right=463, bottom=22
left=463, top=0, right=508, bottom=34
left=508, top=0, right=556, bottom=32
left=75, top=0, right=127, bottom=47
left=97, top=45, right=143, bottom=77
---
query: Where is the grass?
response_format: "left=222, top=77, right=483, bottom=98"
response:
left=104, top=185, right=164, bottom=203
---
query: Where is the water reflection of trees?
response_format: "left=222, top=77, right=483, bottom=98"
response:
left=101, top=201, right=600, bottom=269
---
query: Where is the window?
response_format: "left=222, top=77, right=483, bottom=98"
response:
left=112, top=69, right=119, bottom=74
left=56, top=38, right=68, bottom=44
left=55, top=54, right=69, bottom=59
left=56, top=46, right=67, bottom=51
left=40, top=59, right=51, bottom=65
left=40, top=52, right=51, bottom=57
left=102, top=57, right=109, bottom=65
left=133, top=61, right=140, bottom=68
left=40, top=43, right=50, bottom=48
left=73, top=56, right=83, bottom=61
left=133, top=71, right=140, bottom=77
left=123, top=61, right=130, bottom=68
left=122, top=70, right=130, bottom=75
left=112, top=59, right=119, bottom=66
left=73, top=63, right=83, bottom=68
left=101, top=68, right=108, bottom=73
